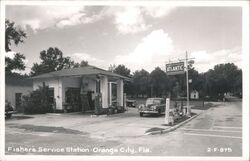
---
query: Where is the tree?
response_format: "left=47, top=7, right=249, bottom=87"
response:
left=172, top=82, right=182, bottom=98
left=30, top=47, right=76, bottom=76
left=74, top=60, right=89, bottom=67
left=5, top=53, right=26, bottom=75
left=149, top=67, right=169, bottom=97
left=113, top=64, right=131, bottom=77
left=112, top=64, right=132, bottom=95
left=204, top=63, right=242, bottom=99
left=168, top=61, right=197, bottom=98
left=233, top=69, right=242, bottom=97
left=132, top=69, right=150, bottom=97
left=5, top=19, right=27, bottom=52
left=5, top=19, right=27, bottom=75
left=108, top=64, right=116, bottom=72
left=188, top=68, right=203, bottom=91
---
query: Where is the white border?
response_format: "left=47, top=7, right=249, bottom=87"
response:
left=0, top=0, right=249, bottom=161
left=242, top=3, right=250, bottom=161
left=0, top=1, right=6, bottom=160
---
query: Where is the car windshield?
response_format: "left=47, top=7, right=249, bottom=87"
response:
left=146, top=99, right=161, bottom=106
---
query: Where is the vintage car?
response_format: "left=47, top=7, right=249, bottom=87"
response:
left=126, top=99, right=136, bottom=107
left=5, top=100, right=15, bottom=119
left=138, top=98, right=165, bottom=117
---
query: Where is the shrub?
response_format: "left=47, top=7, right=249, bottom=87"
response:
left=22, top=85, right=53, bottom=114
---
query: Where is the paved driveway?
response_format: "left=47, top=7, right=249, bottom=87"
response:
left=6, top=108, right=175, bottom=139
left=5, top=102, right=242, bottom=157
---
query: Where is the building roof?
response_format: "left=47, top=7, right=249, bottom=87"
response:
left=31, top=65, right=131, bottom=81
left=6, top=76, right=33, bottom=86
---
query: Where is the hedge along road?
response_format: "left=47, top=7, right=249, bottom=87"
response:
left=5, top=101, right=241, bottom=156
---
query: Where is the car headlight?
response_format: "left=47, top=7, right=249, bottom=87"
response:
left=138, top=104, right=145, bottom=109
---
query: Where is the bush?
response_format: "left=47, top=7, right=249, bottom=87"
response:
left=22, top=85, right=53, bottom=114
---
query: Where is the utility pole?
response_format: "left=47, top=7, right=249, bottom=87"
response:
left=165, top=51, right=194, bottom=117
left=185, top=51, right=190, bottom=117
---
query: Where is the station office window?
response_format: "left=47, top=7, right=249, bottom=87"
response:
left=96, top=80, right=100, bottom=93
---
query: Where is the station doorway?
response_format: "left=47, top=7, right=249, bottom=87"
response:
left=108, top=82, right=117, bottom=106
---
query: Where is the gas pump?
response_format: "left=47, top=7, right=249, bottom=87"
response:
left=94, top=93, right=102, bottom=115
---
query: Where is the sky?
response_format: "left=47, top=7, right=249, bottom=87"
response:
left=5, top=5, right=242, bottom=74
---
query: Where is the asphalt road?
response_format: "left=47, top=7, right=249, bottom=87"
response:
left=5, top=101, right=242, bottom=156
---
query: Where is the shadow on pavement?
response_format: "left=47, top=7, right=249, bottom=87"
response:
left=145, top=112, right=197, bottom=133
left=7, top=124, right=88, bottom=135
left=192, top=103, right=221, bottom=110
left=145, top=127, right=165, bottom=133
left=6, top=115, right=34, bottom=120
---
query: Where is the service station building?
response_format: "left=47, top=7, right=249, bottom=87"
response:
left=31, top=66, right=129, bottom=114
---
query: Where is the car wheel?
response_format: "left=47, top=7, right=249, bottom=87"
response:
left=158, top=109, right=161, bottom=116
left=6, top=114, right=11, bottom=119
left=140, top=112, right=143, bottom=117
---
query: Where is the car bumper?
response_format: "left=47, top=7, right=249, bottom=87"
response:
left=5, top=111, right=16, bottom=115
left=139, top=110, right=158, bottom=114
left=127, top=102, right=136, bottom=107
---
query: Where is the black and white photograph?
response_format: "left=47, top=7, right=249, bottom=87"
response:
left=1, top=0, right=249, bottom=161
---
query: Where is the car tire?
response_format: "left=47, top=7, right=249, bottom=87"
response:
left=6, top=114, right=11, bottom=119
left=158, top=109, right=161, bottom=116
left=140, top=112, right=143, bottom=117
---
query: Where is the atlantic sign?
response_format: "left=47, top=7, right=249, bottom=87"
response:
left=166, top=62, right=185, bottom=75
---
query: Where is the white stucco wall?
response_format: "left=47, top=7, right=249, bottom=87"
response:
left=100, top=76, right=108, bottom=108
left=190, top=91, right=199, bottom=99
left=117, top=79, right=124, bottom=106
left=5, top=85, right=32, bottom=108
left=108, top=82, right=112, bottom=106
left=80, top=77, right=96, bottom=92
left=33, top=77, right=97, bottom=110
left=32, top=75, right=124, bottom=111
left=33, top=78, right=63, bottom=110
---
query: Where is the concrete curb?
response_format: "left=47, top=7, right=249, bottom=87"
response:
left=145, top=113, right=201, bottom=135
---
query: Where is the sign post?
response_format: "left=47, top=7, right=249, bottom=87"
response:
left=185, top=52, right=191, bottom=117
left=165, top=98, right=170, bottom=125
left=165, top=51, right=194, bottom=117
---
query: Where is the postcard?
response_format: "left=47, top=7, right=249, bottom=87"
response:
left=1, top=0, right=249, bottom=161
